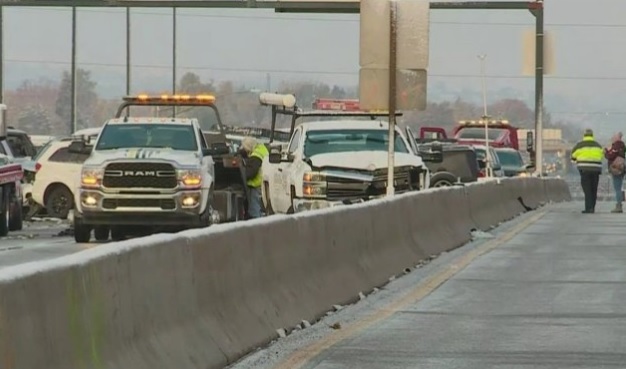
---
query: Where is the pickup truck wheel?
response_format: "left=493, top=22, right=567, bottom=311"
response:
left=45, top=185, right=73, bottom=219
left=94, top=226, right=110, bottom=241
left=111, top=227, right=125, bottom=241
left=9, top=191, right=23, bottom=231
left=73, top=218, right=91, bottom=243
left=430, top=172, right=457, bottom=188
left=0, top=189, right=9, bottom=237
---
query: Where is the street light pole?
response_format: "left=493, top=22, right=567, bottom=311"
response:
left=478, top=54, right=491, bottom=178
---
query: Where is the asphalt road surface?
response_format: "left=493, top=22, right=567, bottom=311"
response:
left=0, top=218, right=92, bottom=269
left=231, top=201, right=626, bottom=369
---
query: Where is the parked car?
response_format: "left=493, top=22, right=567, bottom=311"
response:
left=0, top=128, right=37, bottom=221
left=473, top=145, right=505, bottom=179
left=493, top=147, right=533, bottom=177
left=0, top=128, right=38, bottom=164
left=31, top=138, right=91, bottom=219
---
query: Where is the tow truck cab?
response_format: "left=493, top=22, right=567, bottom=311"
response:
left=419, top=119, right=520, bottom=150
left=70, top=94, right=250, bottom=243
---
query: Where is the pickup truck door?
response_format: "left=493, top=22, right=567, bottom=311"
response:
left=274, top=128, right=300, bottom=212
left=197, top=127, right=214, bottom=182
left=405, top=127, right=419, bottom=155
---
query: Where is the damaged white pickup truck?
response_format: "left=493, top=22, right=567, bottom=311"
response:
left=261, top=119, right=432, bottom=214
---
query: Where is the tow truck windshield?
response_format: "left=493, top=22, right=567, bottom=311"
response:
left=95, top=124, right=198, bottom=151
left=303, top=129, right=409, bottom=157
left=456, top=127, right=507, bottom=141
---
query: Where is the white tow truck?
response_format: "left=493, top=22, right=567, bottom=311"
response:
left=0, top=104, right=25, bottom=236
left=257, top=93, right=442, bottom=214
left=69, top=94, right=247, bottom=243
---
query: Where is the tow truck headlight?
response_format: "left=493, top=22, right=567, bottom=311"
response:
left=177, top=169, right=202, bottom=187
left=181, top=193, right=201, bottom=208
left=302, top=171, right=326, bottom=198
left=81, top=168, right=104, bottom=188
left=80, top=192, right=100, bottom=207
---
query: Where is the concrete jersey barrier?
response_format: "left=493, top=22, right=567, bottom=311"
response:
left=0, top=177, right=571, bottom=369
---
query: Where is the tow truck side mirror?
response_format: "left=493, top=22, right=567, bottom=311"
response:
left=203, top=145, right=230, bottom=157
left=268, top=146, right=282, bottom=164
left=526, top=131, right=534, bottom=153
left=68, top=141, right=92, bottom=155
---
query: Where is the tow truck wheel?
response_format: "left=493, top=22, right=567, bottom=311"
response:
left=0, top=189, right=9, bottom=237
left=94, top=226, right=110, bottom=241
left=73, top=218, right=92, bottom=243
left=9, top=193, right=23, bottom=231
left=111, top=227, right=125, bottom=241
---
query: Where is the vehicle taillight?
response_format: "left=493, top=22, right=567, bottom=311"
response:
left=35, top=162, right=41, bottom=172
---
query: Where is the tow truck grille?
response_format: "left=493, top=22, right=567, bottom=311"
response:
left=102, top=198, right=176, bottom=210
left=103, top=162, right=177, bottom=189
left=326, top=167, right=412, bottom=200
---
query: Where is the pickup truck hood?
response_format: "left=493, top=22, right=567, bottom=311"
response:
left=84, top=148, right=200, bottom=167
left=309, top=151, right=423, bottom=170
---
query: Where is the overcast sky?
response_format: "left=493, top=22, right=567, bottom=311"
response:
left=4, top=0, right=626, bottom=123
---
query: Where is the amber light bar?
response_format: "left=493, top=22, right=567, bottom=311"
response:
left=123, top=94, right=217, bottom=105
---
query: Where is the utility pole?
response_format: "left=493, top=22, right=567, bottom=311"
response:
left=534, top=0, right=544, bottom=176
left=172, top=7, right=177, bottom=117
left=478, top=54, right=492, bottom=178
left=386, top=0, right=398, bottom=196
left=70, top=7, right=77, bottom=134
left=125, top=7, right=131, bottom=117
left=126, top=7, right=131, bottom=96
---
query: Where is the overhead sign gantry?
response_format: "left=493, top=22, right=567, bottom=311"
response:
left=0, top=0, right=546, bottom=175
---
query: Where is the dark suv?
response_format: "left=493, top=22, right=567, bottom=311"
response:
left=416, top=141, right=480, bottom=187
left=0, top=128, right=38, bottom=161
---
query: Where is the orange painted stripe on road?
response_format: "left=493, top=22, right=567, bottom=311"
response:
left=273, top=209, right=548, bottom=369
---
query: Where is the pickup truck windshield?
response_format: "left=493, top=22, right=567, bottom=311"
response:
left=495, top=150, right=523, bottom=166
left=95, top=124, right=198, bottom=151
left=303, top=129, right=409, bottom=157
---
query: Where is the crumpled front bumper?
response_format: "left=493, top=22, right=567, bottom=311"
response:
left=293, top=196, right=388, bottom=213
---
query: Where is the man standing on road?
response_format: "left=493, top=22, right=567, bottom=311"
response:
left=571, top=128, right=604, bottom=213
left=239, top=136, right=269, bottom=219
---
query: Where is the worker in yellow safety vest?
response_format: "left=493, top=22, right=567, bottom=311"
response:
left=571, top=128, right=604, bottom=213
left=239, top=136, right=269, bottom=218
